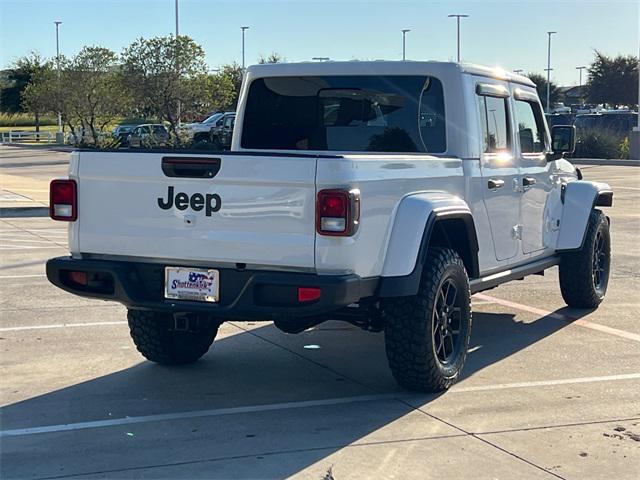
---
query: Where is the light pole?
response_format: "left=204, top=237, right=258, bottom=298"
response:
left=546, top=31, right=557, bottom=113
left=576, top=66, right=587, bottom=105
left=54, top=21, right=62, bottom=140
left=576, top=66, right=587, bottom=86
left=175, top=0, right=179, bottom=36
left=241, top=26, right=250, bottom=69
left=448, top=14, right=469, bottom=63
left=401, top=29, right=410, bottom=61
left=175, top=0, right=181, bottom=125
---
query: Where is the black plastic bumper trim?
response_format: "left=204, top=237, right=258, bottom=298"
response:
left=46, top=257, right=377, bottom=320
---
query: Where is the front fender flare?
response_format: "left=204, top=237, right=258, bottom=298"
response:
left=557, top=181, right=613, bottom=251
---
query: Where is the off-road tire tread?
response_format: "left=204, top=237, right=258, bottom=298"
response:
left=384, top=248, right=471, bottom=392
left=127, top=310, right=218, bottom=365
left=559, top=209, right=609, bottom=308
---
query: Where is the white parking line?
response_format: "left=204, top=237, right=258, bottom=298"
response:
left=451, top=372, right=640, bottom=393
left=475, top=293, right=640, bottom=342
left=0, top=320, right=126, bottom=332
left=0, top=238, right=61, bottom=244
left=2, top=373, right=638, bottom=438
left=0, top=274, right=46, bottom=279
left=0, top=245, right=64, bottom=250
left=0, top=394, right=401, bottom=437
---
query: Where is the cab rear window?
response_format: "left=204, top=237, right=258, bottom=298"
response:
left=241, top=75, right=446, bottom=153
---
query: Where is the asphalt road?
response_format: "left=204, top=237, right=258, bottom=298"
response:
left=0, top=155, right=639, bottom=479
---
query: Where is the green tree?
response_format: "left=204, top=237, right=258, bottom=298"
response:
left=206, top=72, right=236, bottom=112
left=121, top=35, right=208, bottom=140
left=62, top=46, right=125, bottom=143
left=215, top=63, right=244, bottom=110
left=587, top=51, right=638, bottom=107
left=18, top=53, right=55, bottom=133
left=526, top=72, right=559, bottom=110
left=258, top=52, right=285, bottom=64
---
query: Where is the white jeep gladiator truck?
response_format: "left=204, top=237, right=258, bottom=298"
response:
left=46, top=61, right=613, bottom=392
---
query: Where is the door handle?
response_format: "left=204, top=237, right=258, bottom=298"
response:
left=523, top=177, right=537, bottom=187
left=487, top=179, right=505, bottom=190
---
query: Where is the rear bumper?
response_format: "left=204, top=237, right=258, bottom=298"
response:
left=46, top=256, right=377, bottom=320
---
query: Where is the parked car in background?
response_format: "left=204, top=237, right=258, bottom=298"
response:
left=209, top=112, right=235, bottom=149
left=550, top=102, right=571, bottom=114
left=181, top=112, right=225, bottom=142
left=128, top=124, right=169, bottom=148
left=574, top=104, right=599, bottom=114
left=112, top=124, right=138, bottom=146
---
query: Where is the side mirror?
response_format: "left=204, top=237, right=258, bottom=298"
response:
left=549, top=125, right=576, bottom=160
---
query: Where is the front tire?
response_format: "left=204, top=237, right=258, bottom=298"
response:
left=127, top=310, right=219, bottom=365
left=384, top=248, right=472, bottom=392
left=559, top=209, right=611, bottom=308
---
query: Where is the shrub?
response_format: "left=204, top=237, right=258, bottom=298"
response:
left=0, top=113, right=57, bottom=127
left=619, top=137, right=630, bottom=159
left=573, top=128, right=624, bottom=159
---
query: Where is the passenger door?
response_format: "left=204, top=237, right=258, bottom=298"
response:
left=129, top=127, right=141, bottom=147
left=476, top=83, right=521, bottom=261
left=220, top=115, right=235, bottom=147
left=512, top=90, right=553, bottom=254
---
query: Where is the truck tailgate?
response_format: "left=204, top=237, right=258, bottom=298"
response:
left=75, top=151, right=317, bottom=269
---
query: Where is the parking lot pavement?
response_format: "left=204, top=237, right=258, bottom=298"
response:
left=1, top=166, right=639, bottom=479
left=0, top=145, right=70, bottom=211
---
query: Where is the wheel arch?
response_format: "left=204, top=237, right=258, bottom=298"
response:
left=378, top=193, right=479, bottom=297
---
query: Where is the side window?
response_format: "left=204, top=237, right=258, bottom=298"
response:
left=514, top=100, right=546, bottom=153
left=419, top=78, right=446, bottom=153
left=477, top=95, right=510, bottom=153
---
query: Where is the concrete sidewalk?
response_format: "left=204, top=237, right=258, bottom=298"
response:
left=0, top=145, right=70, bottom=217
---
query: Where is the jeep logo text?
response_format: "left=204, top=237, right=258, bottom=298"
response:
left=158, top=186, right=221, bottom=216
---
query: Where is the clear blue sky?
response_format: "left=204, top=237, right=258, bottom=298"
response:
left=1, top=0, right=638, bottom=86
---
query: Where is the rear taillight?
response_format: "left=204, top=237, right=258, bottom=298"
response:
left=316, top=189, right=360, bottom=236
left=50, top=179, right=77, bottom=221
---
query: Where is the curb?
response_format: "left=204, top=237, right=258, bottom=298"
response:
left=0, top=143, right=75, bottom=152
left=570, top=158, right=640, bottom=167
left=0, top=207, right=49, bottom=218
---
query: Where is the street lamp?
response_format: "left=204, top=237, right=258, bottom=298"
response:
left=241, top=26, right=250, bottom=69
left=175, top=0, right=180, bottom=125
left=401, top=29, right=410, bottom=61
left=54, top=21, right=62, bottom=139
left=576, top=66, right=587, bottom=86
left=175, top=0, right=179, bottom=37
left=546, top=31, right=557, bottom=113
left=448, top=14, right=469, bottom=63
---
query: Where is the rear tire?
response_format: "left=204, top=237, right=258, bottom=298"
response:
left=559, top=209, right=610, bottom=308
left=384, top=248, right=472, bottom=392
left=127, top=310, right=219, bottom=365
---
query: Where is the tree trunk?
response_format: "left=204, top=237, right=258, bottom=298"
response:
left=35, top=112, right=40, bottom=142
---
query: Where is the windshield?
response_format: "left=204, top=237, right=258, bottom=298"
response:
left=202, top=113, right=224, bottom=124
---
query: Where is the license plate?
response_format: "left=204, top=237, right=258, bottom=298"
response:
left=164, top=267, right=219, bottom=302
